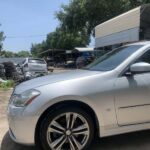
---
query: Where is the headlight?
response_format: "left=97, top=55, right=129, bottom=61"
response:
left=11, top=89, right=40, bottom=107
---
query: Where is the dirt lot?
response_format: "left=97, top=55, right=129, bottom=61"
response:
left=1, top=87, right=150, bottom=149
left=0, top=90, right=10, bottom=144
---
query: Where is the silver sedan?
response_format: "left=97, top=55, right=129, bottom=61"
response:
left=7, top=41, right=150, bottom=150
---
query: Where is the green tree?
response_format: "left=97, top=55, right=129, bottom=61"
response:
left=1, top=50, right=30, bottom=58
left=31, top=27, right=89, bottom=57
left=31, top=41, right=47, bottom=57
left=16, top=50, right=31, bottom=57
left=0, top=24, right=5, bottom=52
left=46, top=28, right=89, bottom=49
left=1, top=50, right=15, bottom=57
left=31, top=0, right=150, bottom=57
left=56, top=0, right=150, bottom=36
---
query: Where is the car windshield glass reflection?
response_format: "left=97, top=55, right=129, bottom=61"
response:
left=85, top=45, right=143, bottom=71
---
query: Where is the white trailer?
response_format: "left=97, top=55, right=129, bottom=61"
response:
left=95, top=4, right=150, bottom=49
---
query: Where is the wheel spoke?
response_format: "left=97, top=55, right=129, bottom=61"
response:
left=51, top=120, right=65, bottom=131
left=66, top=113, right=71, bottom=129
left=51, top=135, right=65, bottom=149
left=71, top=113, right=77, bottom=128
left=68, top=137, right=76, bottom=150
left=48, top=126, right=64, bottom=134
left=73, top=130, right=89, bottom=135
left=56, top=137, right=67, bottom=150
left=47, top=112, right=90, bottom=150
left=71, top=135, right=82, bottom=149
left=72, top=124, right=88, bottom=132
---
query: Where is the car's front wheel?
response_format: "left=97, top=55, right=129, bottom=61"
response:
left=39, top=106, right=94, bottom=150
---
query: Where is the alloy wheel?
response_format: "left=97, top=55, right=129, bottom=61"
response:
left=46, top=112, right=90, bottom=150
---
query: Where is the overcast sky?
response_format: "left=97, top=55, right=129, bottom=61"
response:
left=0, top=0, right=69, bottom=52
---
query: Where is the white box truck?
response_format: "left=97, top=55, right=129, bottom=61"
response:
left=95, top=4, right=150, bottom=49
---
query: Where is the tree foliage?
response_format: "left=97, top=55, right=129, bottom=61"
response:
left=31, top=41, right=47, bottom=57
left=56, top=0, right=150, bottom=36
left=1, top=50, right=30, bottom=58
left=31, top=0, right=150, bottom=57
left=46, top=28, right=89, bottom=49
left=0, top=24, right=5, bottom=52
left=16, top=51, right=31, bottom=57
left=31, top=28, right=89, bottom=57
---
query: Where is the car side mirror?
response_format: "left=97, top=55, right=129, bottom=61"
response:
left=130, top=62, right=150, bottom=74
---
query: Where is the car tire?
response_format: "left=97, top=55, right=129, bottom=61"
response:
left=39, top=106, right=95, bottom=150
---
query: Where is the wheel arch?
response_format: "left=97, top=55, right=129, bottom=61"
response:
left=35, top=100, right=100, bottom=143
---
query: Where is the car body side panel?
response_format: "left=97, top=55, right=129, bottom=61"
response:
left=114, top=74, right=150, bottom=125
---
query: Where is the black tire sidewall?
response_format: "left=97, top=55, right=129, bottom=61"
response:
left=39, top=106, right=95, bottom=150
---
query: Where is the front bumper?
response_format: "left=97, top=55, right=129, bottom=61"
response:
left=7, top=104, right=39, bottom=145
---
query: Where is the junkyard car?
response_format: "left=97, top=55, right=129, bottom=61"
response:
left=8, top=41, right=150, bottom=150
left=20, top=58, right=48, bottom=79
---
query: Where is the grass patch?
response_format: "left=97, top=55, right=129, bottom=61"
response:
left=0, top=80, right=15, bottom=90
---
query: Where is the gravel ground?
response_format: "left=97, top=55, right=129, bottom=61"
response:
left=0, top=90, right=11, bottom=145
left=1, top=70, right=150, bottom=149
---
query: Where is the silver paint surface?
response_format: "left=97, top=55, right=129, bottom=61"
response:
left=7, top=41, right=150, bottom=145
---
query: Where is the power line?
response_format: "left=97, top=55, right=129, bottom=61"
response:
left=5, top=34, right=47, bottom=39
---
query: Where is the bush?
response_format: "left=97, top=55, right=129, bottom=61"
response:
left=0, top=80, right=15, bottom=90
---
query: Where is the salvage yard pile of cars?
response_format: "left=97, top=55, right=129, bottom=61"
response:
left=0, top=64, right=5, bottom=79
left=0, top=58, right=49, bottom=84
left=0, top=62, right=20, bottom=81
left=0, top=62, right=20, bottom=89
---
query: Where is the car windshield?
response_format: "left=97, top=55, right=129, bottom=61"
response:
left=85, top=45, right=143, bottom=71
left=29, top=59, right=45, bottom=64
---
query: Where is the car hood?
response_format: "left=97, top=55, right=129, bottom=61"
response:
left=14, top=69, right=102, bottom=94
